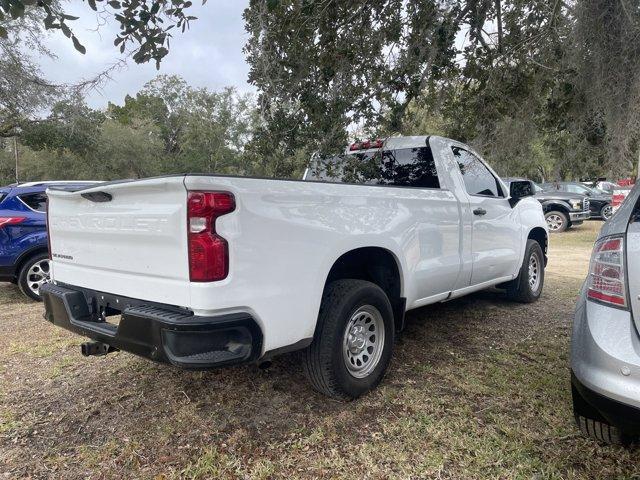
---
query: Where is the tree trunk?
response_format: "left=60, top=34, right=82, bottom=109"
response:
left=13, top=136, right=18, bottom=183
left=495, top=0, right=503, bottom=53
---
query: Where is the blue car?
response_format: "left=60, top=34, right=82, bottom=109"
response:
left=0, top=181, right=99, bottom=300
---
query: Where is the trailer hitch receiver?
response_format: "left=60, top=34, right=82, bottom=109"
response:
left=81, top=341, right=114, bottom=357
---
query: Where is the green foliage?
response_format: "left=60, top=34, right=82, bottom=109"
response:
left=3, top=1, right=639, bottom=184
left=244, top=0, right=640, bottom=181
left=1, top=75, right=261, bottom=185
left=0, top=0, right=202, bottom=68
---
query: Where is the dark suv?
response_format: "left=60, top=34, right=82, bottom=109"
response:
left=541, top=182, right=613, bottom=221
left=503, top=178, right=590, bottom=233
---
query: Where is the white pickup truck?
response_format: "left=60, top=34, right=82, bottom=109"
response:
left=41, top=136, right=548, bottom=399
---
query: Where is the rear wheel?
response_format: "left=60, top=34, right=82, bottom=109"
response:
left=545, top=211, right=568, bottom=233
left=303, top=280, right=394, bottom=400
left=18, top=252, right=51, bottom=301
left=505, top=239, right=544, bottom=303
left=572, top=385, right=629, bottom=445
left=601, top=204, right=613, bottom=221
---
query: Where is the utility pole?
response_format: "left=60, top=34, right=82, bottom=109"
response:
left=13, top=136, right=18, bottom=183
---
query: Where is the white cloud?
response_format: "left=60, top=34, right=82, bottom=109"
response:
left=35, top=1, right=253, bottom=109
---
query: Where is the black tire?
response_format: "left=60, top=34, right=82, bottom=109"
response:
left=505, top=239, right=544, bottom=303
left=575, top=414, right=625, bottom=445
left=545, top=210, right=568, bottom=233
left=572, top=385, right=629, bottom=445
left=303, top=279, right=394, bottom=400
left=17, top=252, right=51, bottom=301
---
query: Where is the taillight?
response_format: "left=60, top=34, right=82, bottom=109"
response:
left=349, top=139, right=384, bottom=151
left=187, top=191, right=235, bottom=282
left=0, top=217, right=26, bottom=228
left=587, top=235, right=628, bottom=308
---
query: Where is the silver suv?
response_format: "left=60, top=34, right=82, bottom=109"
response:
left=571, top=182, right=640, bottom=444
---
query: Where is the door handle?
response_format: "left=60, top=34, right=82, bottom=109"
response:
left=473, top=208, right=487, bottom=216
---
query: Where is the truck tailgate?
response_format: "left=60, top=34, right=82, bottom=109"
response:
left=47, top=176, right=190, bottom=306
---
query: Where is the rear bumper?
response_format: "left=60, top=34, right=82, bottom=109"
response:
left=569, top=211, right=591, bottom=221
left=40, top=282, right=263, bottom=369
left=572, top=371, right=640, bottom=435
left=571, top=285, right=640, bottom=433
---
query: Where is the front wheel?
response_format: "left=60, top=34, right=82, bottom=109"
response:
left=601, top=204, right=613, bottom=221
left=545, top=211, right=568, bottom=233
left=18, top=252, right=51, bottom=301
left=303, top=280, right=395, bottom=400
left=505, top=239, right=545, bottom=303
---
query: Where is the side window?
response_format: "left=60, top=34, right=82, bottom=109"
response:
left=19, top=193, right=47, bottom=212
left=452, top=147, right=501, bottom=197
left=567, top=184, right=587, bottom=194
left=379, top=147, right=440, bottom=188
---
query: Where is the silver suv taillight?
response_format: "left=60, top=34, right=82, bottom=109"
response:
left=586, top=235, right=628, bottom=308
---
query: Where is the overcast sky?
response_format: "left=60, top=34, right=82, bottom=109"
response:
left=37, top=1, right=253, bottom=109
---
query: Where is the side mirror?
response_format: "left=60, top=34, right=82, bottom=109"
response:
left=509, top=180, right=534, bottom=207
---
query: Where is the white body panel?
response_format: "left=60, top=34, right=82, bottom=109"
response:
left=47, top=136, right=547, bottom=355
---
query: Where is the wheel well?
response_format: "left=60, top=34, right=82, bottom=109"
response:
left=543, top=204, right=569, bottom=215
left=528, top=227, right=548, bottom=265
left=16, top=247, right=49, bottom=277
left=325, top=247, right=406, bottom=331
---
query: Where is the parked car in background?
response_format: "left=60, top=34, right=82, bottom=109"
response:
left=503, top=178, right=590, bottom=233
left=0, top=181, right=100, bottom=300
left=41, top=136, right=548, bottom=399
left=541, top=182, right=613, bottom=221
left=612, top=185, right=633, bottom=215
left=571, top=181, right=640, bottom=445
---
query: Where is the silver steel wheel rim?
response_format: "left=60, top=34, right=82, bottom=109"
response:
left=602, top=205, right=613, bottom=220
left=528, top=252, right=541, bottom=292
left=27, top=259, right=50, bottom=297
left=342, top=305, right=385, bottom=379
left=546, top=214, right=563, bottom=231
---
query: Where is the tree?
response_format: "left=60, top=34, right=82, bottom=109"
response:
left=109, top=75, right=257, bottom=174
left=244, top=0, right=640, bottom=181
left=571, top=0, right=640, bottom=176
left=243, top=0, right=460, bottom=163
left=21, top=99, right=105, bottom=155
left=0, top=5, right=63, bottom=137
left=0, top=0, right=203, bottom=67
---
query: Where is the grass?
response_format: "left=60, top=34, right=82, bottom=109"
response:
left=1, top=220, right=639, bottom=479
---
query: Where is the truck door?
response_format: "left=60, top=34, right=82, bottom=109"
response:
left=451, top=146, right=522, bottom=286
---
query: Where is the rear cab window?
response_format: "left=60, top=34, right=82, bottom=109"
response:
left=452, top=147, right=503, bottom=197
left=307, top=145, right=440, bottom=189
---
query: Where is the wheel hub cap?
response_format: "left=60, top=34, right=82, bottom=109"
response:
left=347, top=325, right=367, bottom=354
left=342, top=305, right=385, bottom=379
left=528, top=253, right=540, bottom=291
left=547, top=214, right=562, bottom=230
left=27, top=259, right=51, bottom=296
